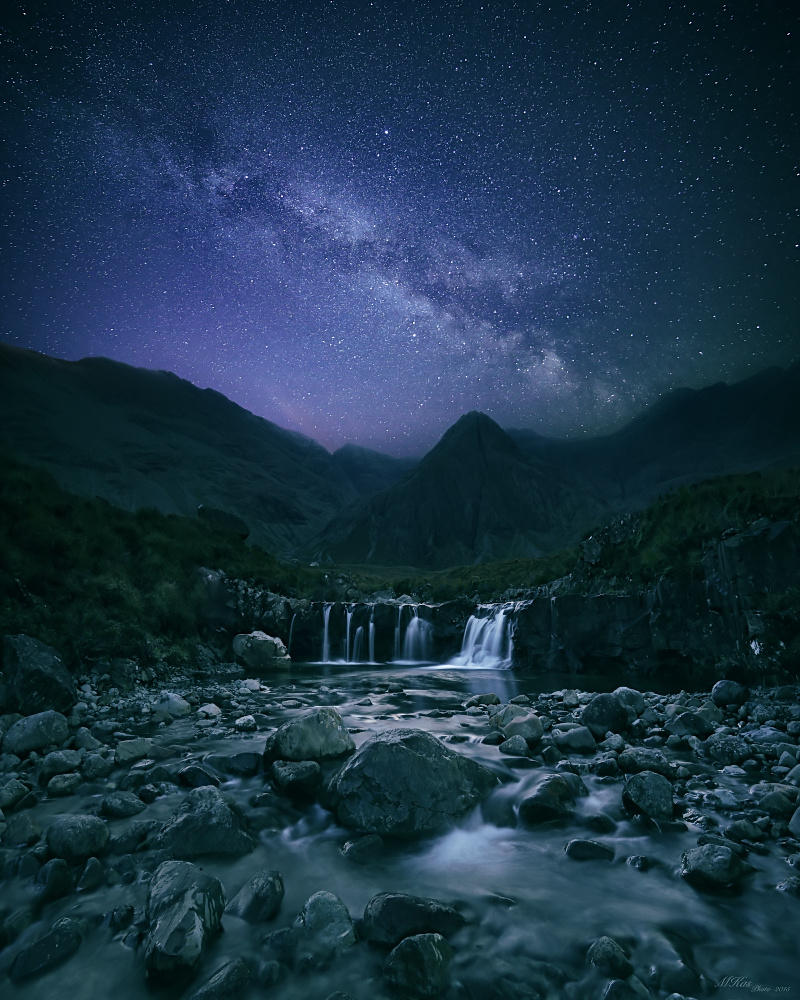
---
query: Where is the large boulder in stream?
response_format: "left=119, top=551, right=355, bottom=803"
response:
left=154, top=786, right=256, bottom=857
left=326, top=728, right=498, bottom=837
left=264, top=707, right=355, bottom=762
left=232, top=630, right=290, bottom=670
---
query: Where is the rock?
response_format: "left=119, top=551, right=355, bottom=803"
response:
left=35, top=857, right=73, bottom=901
left=553, top=725, right=596, bottom=753
left=226, top=870, right=284, bottom=923
left=232, top=630, right=290, bottom=670
left=101, top=790, right=146, bottom=818
left=295, top=890, right=355, bottom=965
left=115, top=737, right=152, bottom=765
left=565, top=839, right=614, bottom=861
left=384, top=933, right=453, bottom=998
left=76, top=856, right=105, bottom=892
left=0, top=777, right=29, bottom=809
left=47, top=814, right=109, bottom=863
left=187, top=957, right=254, bottom=1000
left=518, top=774, right=577, bottom=825
left=492, top=705, right=543, bottom=742
left=498, top=734, right=531, bottom=756
left=681, top=844, right=746, bottom=889
left=264, top=707, right=355, bottom=762
left=272, top=759, right=322, bottom=797
left=178, top=764, right=221, bottom=788
left=326, top=728, right=498, bottom=838
left=341, top=833, right=384, bottom=864
left=47, top=772, right=81, bottom=796
left=8, top=917, right=83, bottom=984
left=155, top=786, right=256, bottom=857
left=197, top=703, right=222, bottom=719
left=704, top=732, right=751, bottom=765
left=144, top=860, right=226, bottom=982
left=618, top=746, right=671, bottom=777
left=41, top=748, right=83, bottom=780
left=154, top=691, right=191, bottom=719
left=3, top=710, right=69, bottom=756
left=622, top=770, right=674, bottom=821
left=587, top=935, right=633, bottom=978
left=81, top=752, right=114, bottom=779
left=666, top=711, right=714, bottom=739
left=613, top=686, right=645, bottom=717
left=464, top=693, right=500, bottom=707
left=2, top=635, right=77, bottom=714
left=234, top=715, right=257, bottom=731
left=711, top=679, right=748, bottom=707
left=581, top=693, right=628, bottom=738
left=788, top=806, right=800, bottom=838
left=361, top=892, right=466, bottom=947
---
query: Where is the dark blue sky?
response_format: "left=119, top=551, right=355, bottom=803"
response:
left=2, top=0, right=798, bottom=454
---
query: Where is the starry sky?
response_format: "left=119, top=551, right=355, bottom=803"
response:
left=2, top=1, right=798, bottom=455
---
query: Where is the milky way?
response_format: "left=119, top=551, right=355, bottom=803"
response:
left=2, top=1, right=798, bottom=454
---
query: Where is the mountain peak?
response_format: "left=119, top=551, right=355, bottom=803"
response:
left=433, top=410, right=519, bottom=456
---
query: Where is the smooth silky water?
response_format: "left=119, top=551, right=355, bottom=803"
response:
left=5, top=659, right=799, bottom=999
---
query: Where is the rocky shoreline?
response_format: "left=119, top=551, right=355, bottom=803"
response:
left=1, top=657, right=799, bottom=998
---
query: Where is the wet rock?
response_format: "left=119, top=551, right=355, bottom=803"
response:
left=711, top=679, right=748, bottom=707
left=47, top=772, right=81, bottom=796
left=81, top=752, right=114, bottom=780
left=197, top=703, right=222, bottom=720
left=101, top=790, right=146, bottom=818
left=341, top=833, right=384, bottom=864
left=77, top=856, right=105, bottom=893
left=187, top=957, right=254, bottom=1000
left=666, top=711, right=714, bottom=739
left=144, top=859, right=226, bottom=982
left=178, top=763, right=221, bottom=788
left=327, top=728, right=497, bottom=838
left=565, top=838, right=615, bottom=861
left=492, top=706, right=543, bottom=742
left=115, top=737, right=152, bottom=765
left=155, top=785, right=256, bottom=857
left=581, top=693, right=628, bottom=738
left=519, top=774, right=577, bottom=825
left=704, top=731, right=751, bottom=765
left=272, top=759, right=322, bottom=797
left=154, top=691, right=191, bottom=720
left=553, top=725, right=596, bottom=754
left=3, top=710, right=69, bottom=756
left=234, top=714, right=257, bottom=731
left=8, top=916, right=83, bottom=984
left=40, top=748, right=83, bottom=781
left=613, top=686, right=645, bottom=717
left=587, top=935, right=633, bottom=978
left=681, top=843, right=746, bottom=889
left=226, top=870, right=284, bottom=923
left=73, top=726, right=101, bottom=751
left=2, top=635, right=77, bottom=714
left=264, top=707, right=355, bottom=762
left=207, top=751, right=262, bottom=777
left=47, top=814, right=109, bottom=863
left=0, top=777, right=29, bottom=809
left=361, top=892, right=466, bottom=947
left=384, top=932, right=453, bottom=998
left=618, top=746, right=671, bottom=777
left=295, top=890, right=356, bottom=966
left=622, top=770, right=674, bottom=821
left=499, top=734, right=531, bottom=756
left=232, top=630, right=290, bottom=670
left=35, top=857, right=73, bottom=902
left=4, top=810, right=40, bottom=846
left=788, top=806, right=800, bottom=838
left=465, top=693, right=500, bottom=708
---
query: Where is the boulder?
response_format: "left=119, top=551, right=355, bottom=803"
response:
left=384, top=933, right=453, bottom=999
left=564, top=839, right=614, bottom=861
left=361, top=892, right=465, bottom=947
left=704, top=732, right=751, bottom=765
left=144, top=860, right=226, bottom=982
left=787, top=806, right=800, bottom=838
left=41, top=748, right=83, bottom=780
left=681, top=844, right=746, bottom=890
left=580, top=693, right=628, bottom=738
left=491, top=705, right=543, bottom=742
left=622, top=770, right=674, bottom=821
left=3, top=710, right=69, bottom=756
left=187, top=958, right=254, bottom=1000
left=115, top=737, right=152, bottom=765
left=553, top=725, right=596, bottom=754
left=101, top=790, right=146, bottom=818
left=8, top=917, right=83, bottom=984
left=518, top=774, right=577, bottom=825
left=613, top=686, right=645, bottom=717
left=2, top=635, right=77, bottom=714
left=618, top=746, right=671, bottom=777
left=327, top=728, right=498, bottom=838
left=587, top=936, right=633, bottom=978
left=154, top=786, right=256, bottom=857
left=264, top=707, right=355, bottom=762
left=226, top=870, right=284, bottom=923
left=154, top=691, right=191, bottom=720
left=232, top=631, right=290, bottom=670
left=46, top=814, right=109, bottom=863
left=666, top=710, right=714, bottom=739
left=294, top=890, right=355, bottom=965
left=711, top=679, right=747, bottom=707
left=272, top=759, right=322, bottom=797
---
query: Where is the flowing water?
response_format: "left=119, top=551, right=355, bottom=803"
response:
left=3, top=662, right=798, bottom=999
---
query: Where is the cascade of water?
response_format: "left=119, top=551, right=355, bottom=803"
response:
left=393, top=605, right=404, bottom=660
left=345, top=606, right=354, bottom=663
left=353, top=625, right=365, bottom=662
left=452, top=604, right=514, bottom=668
left=287, top=613, right=297, bottom=657
left=368, top=607, right=376, bottom=664
left=401, top=606, right=433, bottom=661
left=321, top=603, right=332, bottom=662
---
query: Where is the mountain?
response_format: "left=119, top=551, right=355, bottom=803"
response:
left=310, top=411, right=607, bottom=568
left=0, top=343, right=361, bottom=553
left=331, top=444, right=417, bottom=497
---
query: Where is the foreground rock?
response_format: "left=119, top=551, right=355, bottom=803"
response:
left=226, top=870, right=284, bottom=923
left=3, top=710, right=69, bottom=756
left=9, top=917, right=84, bottom=984
left=264, top=707, right=355, bottom=762
left=519, top=774, right=578, bottom=825
left=384, top=933, right=453, bottom=998
left=46, top=814, right=109, bottom=863
left=681, top=844, right=746, bottom=890
left=361, top=892, right=466, bottom=947
left=294, top=890, right=356, bottom=967
left=327, top=728, right=498, bottom=837
left=622, top=770, right=674, bottom=822
left=144, top=860, right=226, bottom=982
left=580, top=693, right=628, bottom=738
left=2, top=634, right=77, bottom=714
left=154, top=786, right=256, bottom=857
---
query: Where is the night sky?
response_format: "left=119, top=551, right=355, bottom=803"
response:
left=2, top=1, right=798, bottom=455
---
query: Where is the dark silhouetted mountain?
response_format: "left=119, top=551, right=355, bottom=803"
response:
left=311, top=411, right=607, bottom=568
left=0, top=343, right=361, bottom=553
left=331, top=443, right=417, bottom=497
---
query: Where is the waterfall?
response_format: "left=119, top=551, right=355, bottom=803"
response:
left=353, top=625, right=365, bottom=662
left=452, top=604, right=514, bottom=668
left=287, top=613, right=296, bottom=657
left=401, top=606, right=433, bottom=661
left=321, top=603, right=332, bottom=662
left=369, top=608, right=376, bottom=664
left=345, top=605, right=354, bottom=663
left=393, top=605, right=404, bottom=660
